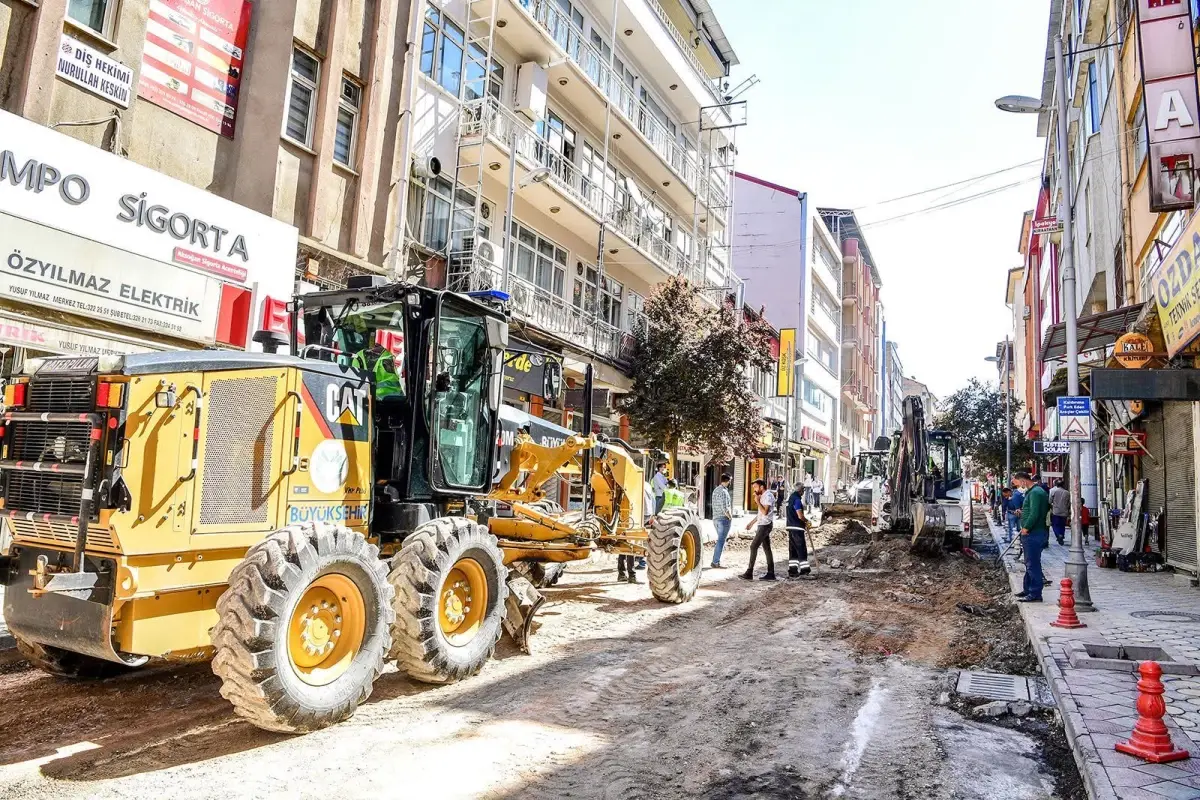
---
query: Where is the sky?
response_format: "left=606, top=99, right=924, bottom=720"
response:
left=708, top=0, right=1050, bottom=399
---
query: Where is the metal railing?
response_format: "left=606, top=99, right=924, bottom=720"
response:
left=519, top=0, right=707, bottom=194
left=643, top=0, right=728, bottom=109
left=462, top=97, right=702, bottom=282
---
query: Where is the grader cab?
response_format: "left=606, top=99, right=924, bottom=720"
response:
left=0, top=278, right=701, bottom=734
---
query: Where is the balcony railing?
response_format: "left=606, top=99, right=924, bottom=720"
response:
left=447, top=255, right=628, bottom=362
left=518, top=0, right=703, bottom=194
left=643, top=0, right=728, bottom=107
left=462, top=97, right=704, bottom=283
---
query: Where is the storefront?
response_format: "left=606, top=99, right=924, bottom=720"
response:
left=0, top=109, right=298, bottom=379
left=799, top=426, right=833, bottom=483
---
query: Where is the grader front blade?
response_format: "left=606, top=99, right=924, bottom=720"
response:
left=502, top=574, right=545, bottom=654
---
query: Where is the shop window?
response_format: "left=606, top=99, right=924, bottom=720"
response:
left=421, top=5, right=465, bottom=96
left=334, top=78, right=362, bottom=167
left=68, top=0, right=116, bottom=36
left=285, top=48, right=320, bottom=147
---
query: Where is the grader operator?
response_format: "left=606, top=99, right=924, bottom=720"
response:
left=0, top=278, right=702, bottom=733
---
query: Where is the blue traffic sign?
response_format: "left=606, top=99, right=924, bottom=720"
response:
left=1057, top=396, right=1093, bottom=441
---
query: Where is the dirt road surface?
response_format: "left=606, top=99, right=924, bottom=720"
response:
left=0, top=521, right=1080, bottom=799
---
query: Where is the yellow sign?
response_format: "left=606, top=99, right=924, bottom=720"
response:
left=776, top=328, right=796, bottom=397
left=1114, top=332, right=1154, bottom=369
left=1151, top=223, right=1200, bottom=356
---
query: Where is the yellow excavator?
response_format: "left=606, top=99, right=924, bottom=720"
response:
left=0, top=277, right=702, bottom=733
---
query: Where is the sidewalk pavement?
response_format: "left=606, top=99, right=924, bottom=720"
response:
left=992, top=518, right=1200, bottom=799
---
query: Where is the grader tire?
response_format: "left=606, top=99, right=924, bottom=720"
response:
left=14, top=637, right=138, bottom=680
left=211, top=522, right=394, bottom=734
left=648, top=507, right=704, bottom=604
left=388, top=517, right=508, bottom=684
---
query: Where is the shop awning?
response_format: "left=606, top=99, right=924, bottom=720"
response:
left=1040, top=304, right=1146, bottom=361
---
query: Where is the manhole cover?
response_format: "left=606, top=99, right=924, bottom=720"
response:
left=956, top=671, right=1032, bottom=702
left=1130, top=610, right=1200, bottom=623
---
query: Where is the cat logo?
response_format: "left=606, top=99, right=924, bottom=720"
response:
left=326, top=383, right=369, bottom=427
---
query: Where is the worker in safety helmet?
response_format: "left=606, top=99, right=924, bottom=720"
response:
left=350, top=340, right=404, bottom=401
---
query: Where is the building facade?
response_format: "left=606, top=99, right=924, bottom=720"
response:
left=820, top=209, right=882, bottom=484
left=732, top=174, right=842, bottom=489
left=882, top=340, right=904, bottom=439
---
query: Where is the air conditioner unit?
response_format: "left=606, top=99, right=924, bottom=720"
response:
left=516, top=62, right=548, bottom=120
left=412, top=156, right=442, bottom=180
left=481, top=201, right=493, bottom=222
left=475, top=237, right=503, bottom=272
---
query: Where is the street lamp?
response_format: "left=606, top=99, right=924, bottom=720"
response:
left=985, top=336, right=1012, bottom=490
left=995, top=33, right=1094, bottom=612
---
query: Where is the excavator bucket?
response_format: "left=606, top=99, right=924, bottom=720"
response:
left=502, top=574, right=545, bottom=654
left=910, top=502, right=948, bottom=556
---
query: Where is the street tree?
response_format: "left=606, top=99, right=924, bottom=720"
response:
left=621, top=277, right=775, bottom=464
left=934, top=378, right=1034, bottom=480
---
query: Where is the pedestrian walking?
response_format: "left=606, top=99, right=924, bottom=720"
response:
left=1014, top=471, right=1050, bottom=603
left=741, top=479, right=777, bottom=581
left=651, top=462, right=669, bottom=514
left=710, top=473, right=734, bottom=569
left=775, top=480, right=786, bottom=519
left=1080, top=505, right=1092, bottom=544
left=1049, top=479, right=1070, bottom=546
left=785, top=481, right=811, bottom=577
left=803, top=474, right=815, bottom=507
left=1000, top=487, right=1016, bottom=543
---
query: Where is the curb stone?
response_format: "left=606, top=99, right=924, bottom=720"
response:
left=999, top=539, right=1119, bottom=800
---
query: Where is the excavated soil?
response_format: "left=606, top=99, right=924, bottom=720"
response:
left=0, top=511, right=1074, bottom=799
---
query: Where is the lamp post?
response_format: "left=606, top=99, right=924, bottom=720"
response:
left=985, top=336, right=1012, bottom=489
left=995, top=33, right=1094, bottom=611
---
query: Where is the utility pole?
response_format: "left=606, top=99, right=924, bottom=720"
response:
left=1004, top=335, right=1012, bottom=490
left=1054, top=33, right=1094, bottom=612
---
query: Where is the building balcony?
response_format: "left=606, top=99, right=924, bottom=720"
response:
left=493, top=0, right=731, bottom=225
left=447, top=254, right=631, bottom=363
left=460, top=97, right=709, bottom=287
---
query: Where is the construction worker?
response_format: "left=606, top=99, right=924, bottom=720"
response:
left=663, top=479, right=686, bottom=509
left=351, top=341, right=404, bottom=401
left=786, top=480, right=811, bottom=577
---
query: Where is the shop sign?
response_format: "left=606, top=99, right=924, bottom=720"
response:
left=776, top=328, right=796, bottom=397
left=564, top=388, right=610, bottom=410
left=1110, top=430, right=1148, bottom=456
left=0, top=213, right=222, bottom=341
left=56, top=34, right=133, bottom=108
left=503, top=350, right=560, bottom=398
left=1134, top=0, right=1200, bottom=213
left=1034, top=440, right=1070, bottom=455
left=800, top=426, right=832, bottom=448
left=0, top=313, right=158, bottom=356
left=1032, top=216, right=1062, bottom=236
left=1114, top=331, right=1155, bottom=368
left=137, top=0, right=252, bottom=138
left=0, top=109, right=297, bottom=344
left=1149, top=209, right=1200, bottom=356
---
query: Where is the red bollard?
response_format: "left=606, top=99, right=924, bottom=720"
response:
left=1049, top=577, right=1087, bottom=629
left=1116, top=661, right=1190, bottom=763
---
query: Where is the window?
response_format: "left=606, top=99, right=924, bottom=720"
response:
left=803, top=380, right=830, bottom=415
left=626, top=291, right=645, bottom=330
left=465, top=46, right=505, bottom=102
left=509, top=221, right=567, bottom=296
left=430, top=302, right=495, bottom=491
left=421, top=6, right=465, bottom=96
left=573, top=262, right=623, bottom=326
left=1133, top=99, right=1147, bottom=169
left=811, top=280, right=839, bottom=325
left=420, top=176, right=454, bottom=252
left=1085, top=61, right=1100, bottom=136
left=807, top=332, right=837, bottom=376
left=285, top=49, right=320, bottom=147
left=67, top=0, right=114, bottom=35
left=334, top=78, right=362, bottom=167
left=549, top=0, right=585, bottom=60
left=537, top=110, right=577, bottom=182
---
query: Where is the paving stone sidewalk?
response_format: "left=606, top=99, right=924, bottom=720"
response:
left=991, top=518, right=1200, bottom=799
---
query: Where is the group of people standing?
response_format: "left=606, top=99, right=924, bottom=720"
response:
left=710, top=475, right=813, bottom=580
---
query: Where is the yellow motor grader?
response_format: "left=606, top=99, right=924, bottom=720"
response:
left=0, top=278, right=702, bottom=733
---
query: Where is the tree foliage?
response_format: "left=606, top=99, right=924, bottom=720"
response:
left=934, top=378, right=1034, bottom=480
left=621, top=277, right=775, bottom=462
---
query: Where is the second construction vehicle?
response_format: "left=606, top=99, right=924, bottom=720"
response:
left=884, top=396, right=968, bottom=553
left=0, top=278, right=702, bottom=733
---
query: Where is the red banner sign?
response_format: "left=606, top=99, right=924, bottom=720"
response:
left=1109, top=430, right=1148, bottom=456
left=137, top=0, right=252, bottom=139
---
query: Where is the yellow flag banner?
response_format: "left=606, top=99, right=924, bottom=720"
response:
left=1152, top=219, right=1200, bottom=357
left=776, top=328, right=796, bottom=397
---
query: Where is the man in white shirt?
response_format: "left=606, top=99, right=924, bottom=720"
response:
left=741, top=479, right=777, bottom=581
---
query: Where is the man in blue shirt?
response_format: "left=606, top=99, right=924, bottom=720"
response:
left=785, top=481, right=810, bottom=577
left=1002, top=485, right=1023, bottom=543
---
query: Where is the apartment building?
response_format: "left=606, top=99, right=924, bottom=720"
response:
left=2, top=0, right=418, bottom=327
left=399, top=0, right=740, bottom=438
left=732, top=174, right=843, bottom=488
left=819, top=208, right=882, bottom=483
left=881, top=340, right=904, bottom=439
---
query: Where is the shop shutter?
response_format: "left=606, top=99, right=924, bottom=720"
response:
left=1144, top=405, right=1166, bottom=553
left=1146, top=403, right=1197, bottom=570
left=733, top=458, right=746, bottom=514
